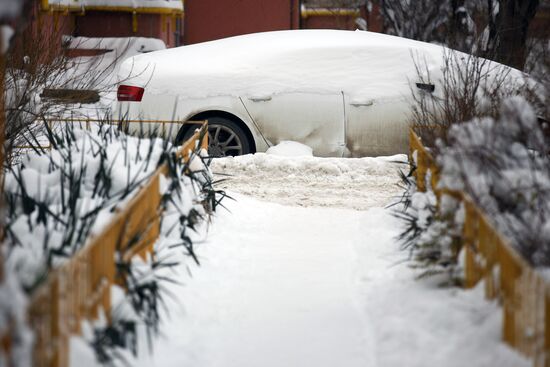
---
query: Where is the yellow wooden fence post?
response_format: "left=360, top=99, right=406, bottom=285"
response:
left=545, top=289, right=550, bottom=367
left=463, top=199, right=479, bottom=288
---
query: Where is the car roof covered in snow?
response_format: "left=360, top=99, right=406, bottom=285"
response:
left=118, top=30, right=453, bottom=99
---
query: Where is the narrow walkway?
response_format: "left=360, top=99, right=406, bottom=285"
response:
left=139, top=195, right=384, bottom=367
left=136, top=155, right=528, bottom=367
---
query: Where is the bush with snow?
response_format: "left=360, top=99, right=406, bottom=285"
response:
left=394, top=166, right=464, bottom=282
left=1, top=122, right=221, bottom=365
left=397, top=96, right=550, bottom=283
left=4, top=124, right=169, bottom=289
left=437, top=96, right=550, bottom=267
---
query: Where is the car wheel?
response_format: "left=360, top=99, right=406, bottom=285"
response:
left=179, top=117, right=251, bottom=157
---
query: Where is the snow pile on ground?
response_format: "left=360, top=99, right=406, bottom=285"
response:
left=266, top=140, right=313, bottom=157
left=357, top=227, right=529, bottom=367
left=211, top=153, right=407, bottom=210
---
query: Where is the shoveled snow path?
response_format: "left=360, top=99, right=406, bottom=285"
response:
left=147, top=197, right=378, bottom=367
left=135, top=154, right=528, bottom=367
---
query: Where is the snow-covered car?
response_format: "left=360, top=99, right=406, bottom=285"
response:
left=113, top=30, right=510, bottom=157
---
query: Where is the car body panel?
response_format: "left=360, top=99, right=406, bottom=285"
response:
left=114, top=29, right=522, bottom=156
left=116, top=93, right=270, bottom=151
left=114, top=30, right=447, bottom=155
left=242, top=92, right=345, bottom=157
left=344, top=93, right=411, bottom=157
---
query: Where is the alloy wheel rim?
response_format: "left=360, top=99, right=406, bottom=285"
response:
left=208, top=124, right=243, bottom=157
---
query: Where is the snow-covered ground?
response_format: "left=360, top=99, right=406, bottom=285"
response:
left=131, top=153, right=529, bottom=367
left=210, top=153, right=405, bottom=210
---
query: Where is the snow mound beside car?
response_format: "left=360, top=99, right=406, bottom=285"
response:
left=211, top=153, right=407, bottom=210
left=266, top=141, right=313, bottom=157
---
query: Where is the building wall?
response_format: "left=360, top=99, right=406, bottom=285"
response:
left=75, top=12, right=182, bottom=47
left=300, top=3, right=382, bottom=32
left=301, top=13, right=359, bottom=30
left=366, top=2, right=383, bottom=33
left=184, top=0, right=300, bottom=45
left=28, top=0, right=183, bottom=49
left=13, top=3, right=76, bottom=64
left=530, top=3, right=550, bottom=38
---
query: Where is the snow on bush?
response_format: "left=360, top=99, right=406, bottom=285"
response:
left=0, top=270, right=32, bottom=367
left=397, top=96, right=549, bottom=280
left=1, top=122, right=220, bottom=365
left=437, top=96, right=550, bottom=268
left=393, top=166, right=464, bottom=282
left=4, top=125, right=170, bottom=289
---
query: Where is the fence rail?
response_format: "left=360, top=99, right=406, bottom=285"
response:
left=23, top=121, right=208, bottom=367
left=410, top=129, right=550, bottom=367
left=15, top=118, right=198, bottom=151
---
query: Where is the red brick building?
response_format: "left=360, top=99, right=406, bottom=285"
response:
left=183, top=0, right=381, bottom=45
left=31, top=0, right=379, bottom=49
left=27, top=0, right=548, bottom=57
left=33, top=0, right=184, bottom=48
left=183, top=0, right=300, bottom=45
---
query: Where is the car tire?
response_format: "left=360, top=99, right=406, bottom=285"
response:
left=178, top=117, right=252, bottom=157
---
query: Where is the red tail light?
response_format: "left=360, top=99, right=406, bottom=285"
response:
left=117, top=85, right=144, bottom=102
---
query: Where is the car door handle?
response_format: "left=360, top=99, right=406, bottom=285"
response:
left=350, top=99, right=374, bottom=107
left=248, top=96, right=272, bottom=102
left=416, top=83, right=435, bottom=93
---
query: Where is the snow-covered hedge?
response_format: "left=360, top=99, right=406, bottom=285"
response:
left=394, top=166, right=464, bottom=282
left=437, top=97, right=550, bottom=268
left=397, top=96, right=550, bottom=281
left=4, top=125, right=170, bottom=289
left=0, top=123, right=220, bottom=365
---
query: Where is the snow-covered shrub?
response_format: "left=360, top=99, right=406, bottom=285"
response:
left=1, top=121, right=220, bottom=365
left=3, top=123, right=169, bottom=290
left=437, top=96, right=550, bottom=267
left=0, top=269, right=32, bottom=367
left=410, top=47, right=528, bottom=148
left=393, top=164, right=464, bottom=283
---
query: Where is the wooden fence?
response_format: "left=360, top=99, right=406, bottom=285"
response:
left=410, top=129, right=550, bottom=367
left=23, top=121, right=208, bottom=367
left=15, top=118, right=195, bottom=151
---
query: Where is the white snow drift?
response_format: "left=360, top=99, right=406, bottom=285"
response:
left=128, top=153, right=528, bottom=367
